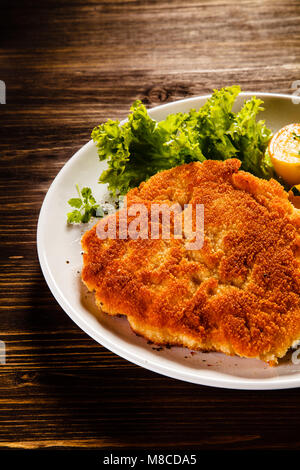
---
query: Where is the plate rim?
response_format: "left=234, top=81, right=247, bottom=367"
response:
left=37, top=91, right=300, bottom=390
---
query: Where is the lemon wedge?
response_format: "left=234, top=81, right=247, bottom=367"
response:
left=268, top=123, right=300, bottom=186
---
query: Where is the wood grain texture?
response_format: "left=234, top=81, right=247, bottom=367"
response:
left=0, top=0, right=300, bottom=450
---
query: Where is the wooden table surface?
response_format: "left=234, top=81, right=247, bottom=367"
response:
left=1, top=0, right=300, bottom=452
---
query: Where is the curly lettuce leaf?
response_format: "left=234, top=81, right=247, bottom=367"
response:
left=91, top=86, right=273, bottom=196
left=227, top=97, right=273, bottom=178
left=92, top=102, right=205, bottom=196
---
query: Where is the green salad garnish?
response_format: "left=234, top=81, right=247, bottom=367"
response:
left=91, top=85, right=273, bottom=197
left=67, top=85, right=274, bottom=223
left=67, top=184, right=103, bottom=224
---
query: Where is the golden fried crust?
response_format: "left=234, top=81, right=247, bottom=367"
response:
left=81, top=159, right=300, bottom=364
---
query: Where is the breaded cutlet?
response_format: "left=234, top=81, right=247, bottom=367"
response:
left=81, top=159, right=300, bottom=365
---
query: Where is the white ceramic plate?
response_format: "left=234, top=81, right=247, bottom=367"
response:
left=37, top=92, right=300, bottom=390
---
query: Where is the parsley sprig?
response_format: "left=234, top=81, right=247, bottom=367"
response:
left=67, top=184, right=103, bottom=224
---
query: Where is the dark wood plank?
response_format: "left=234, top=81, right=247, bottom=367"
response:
left=0, top=0, right=300, bottom=450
